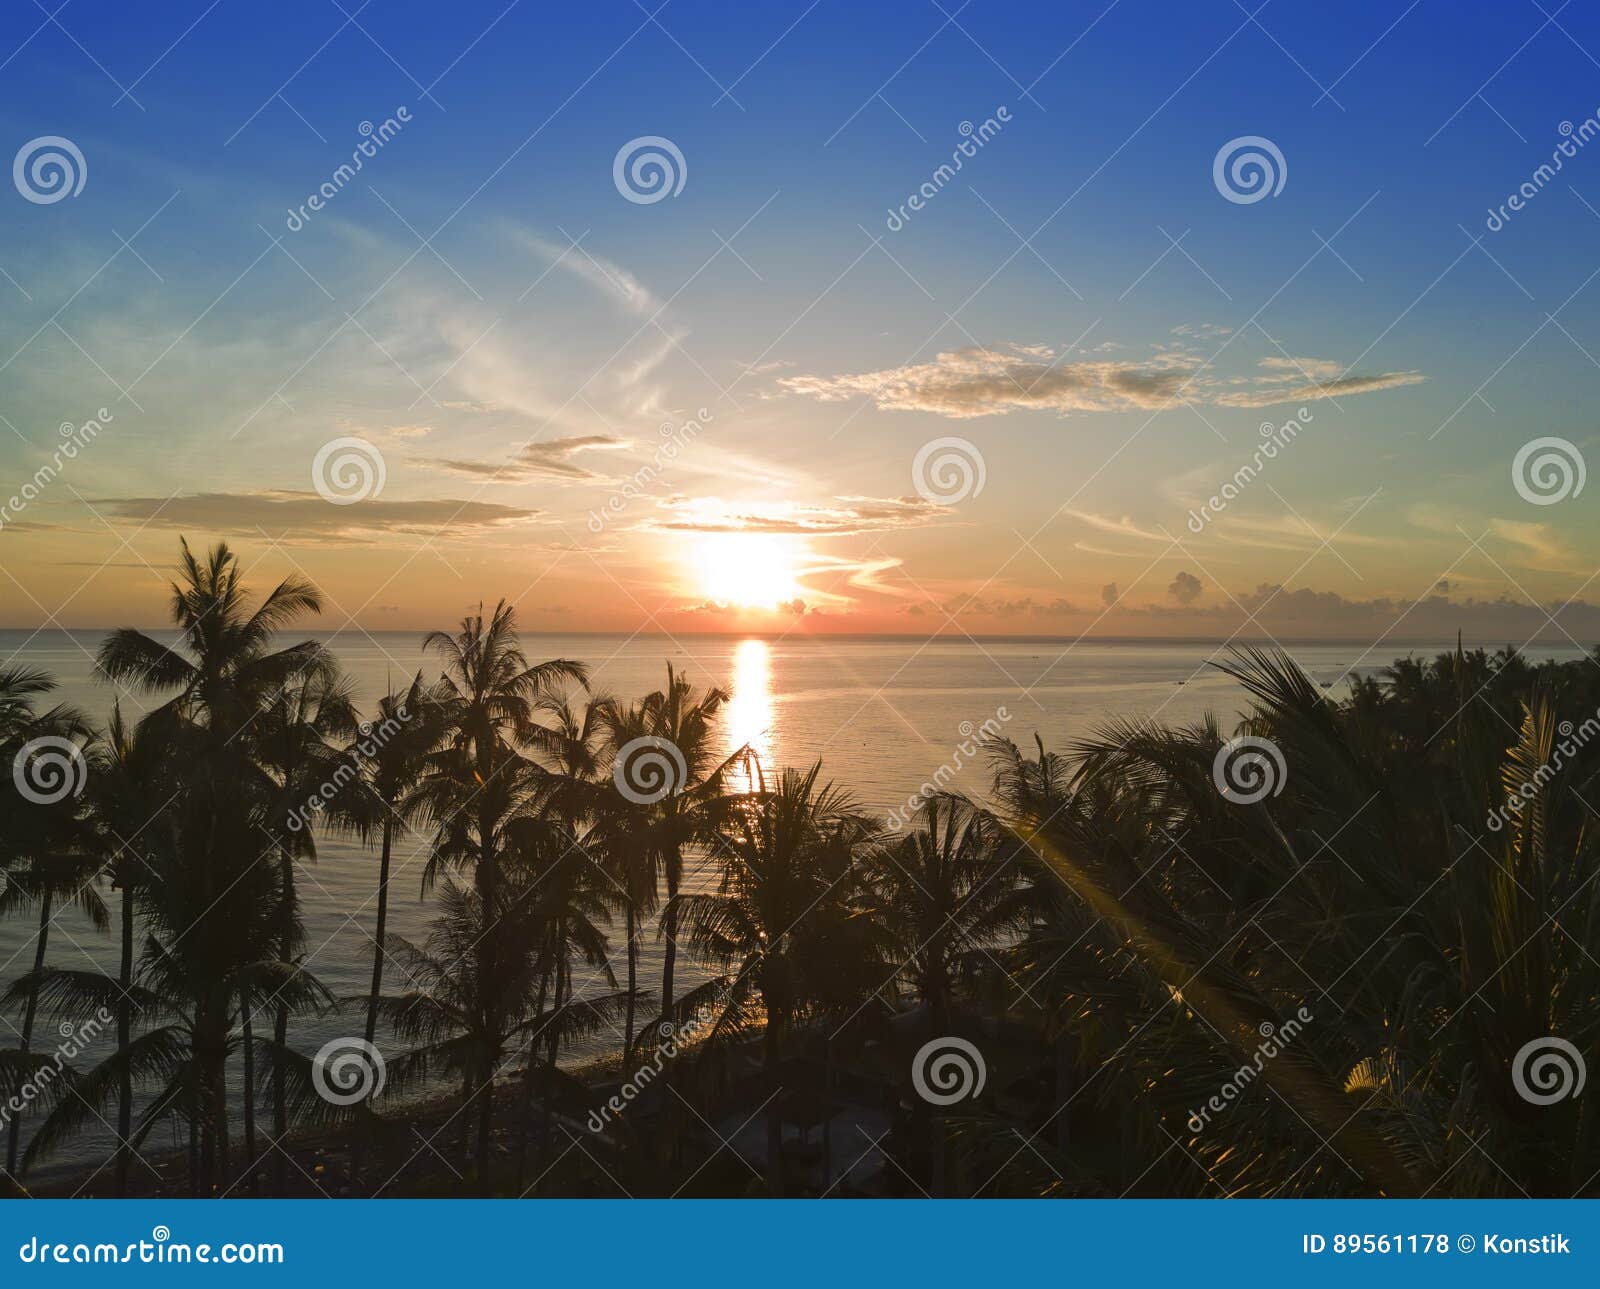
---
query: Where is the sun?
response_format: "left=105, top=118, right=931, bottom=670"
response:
left=689, top=532, right=807, bottom=609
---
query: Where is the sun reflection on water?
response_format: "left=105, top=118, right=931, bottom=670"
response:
left=725, top=638, right=773, bottom=788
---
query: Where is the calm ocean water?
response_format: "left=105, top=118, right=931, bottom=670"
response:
left=1, top=630, right=1582, bottom=1180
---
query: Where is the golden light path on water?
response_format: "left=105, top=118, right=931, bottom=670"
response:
left=725, top=637, right=773, bottom=789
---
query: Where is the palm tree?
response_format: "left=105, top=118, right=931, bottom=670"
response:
left=589, top=698, right=660, bottom=1064
left=418, top=602, right=587, bottom=1175
left=613, top=665, right=732, bottom=1031
left=423, top=600, right=587, bottom=899
left=861, top=793, right=1021, bottom=1034
left=82, top=704, right=173, bottom=1195
left=677, top=762, right=877, bottom=1194
left=376, top=844, right=625, bottom=1194
left=0, top=671, right=99, bottom=1181
left=251, top=665, right=358, bottom=1188
left=507, top=816, right=623, bottom=1192
left=977, top=645, right=1600, bottom=1197
left=93, top=539, right=338, bottom=1191
left=12, top=753, right=336, bottom=1194
left=336, top=675, right=450, bottom=1065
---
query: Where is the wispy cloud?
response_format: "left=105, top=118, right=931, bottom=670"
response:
left=95, top=492, right=542, bottom=544
left=1214, top=370, right=1426, bottom=408
left=781, top=345, right=1195, bottom=417
left=648, top=494, right=953, bottom=535
left=424, top=434, right=631, bottom=483
left=781, top=343, right=1425, bottom=418
left=509, top=228, right=665, bottom=317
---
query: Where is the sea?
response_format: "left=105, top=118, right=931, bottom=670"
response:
left=0, top=630, right=1583, bottom=1182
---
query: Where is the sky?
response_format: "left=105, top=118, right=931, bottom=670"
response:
left=1, top=0, right=1598, bottom=643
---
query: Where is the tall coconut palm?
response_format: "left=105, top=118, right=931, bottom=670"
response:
left=332, top=675, right=451, bottom=1062
left=418, top=603, right=587, bottom=1177
left=82, top=704, right=174, bottom=1195
left=93, top=539, right=338, bottom=1191
left=377, top=844, right=625, bottom=1195
left=312, top=673, right=449, bottom=1183
left=508, top=815, right=623, bottom=1193
left=12, top=765, right=336, bottom=1194
left=677, top=762, right=877, bottom=1194
left=589, top=698, right=660, bottom=1064
left=861, top=793, right=1021, bottom=1034
left=0, top=674, right=99, bottom=1182
left=423, top=600, right=587, bottom=903
left=251, top=665, right=358, bottom=1188
left=619, top=665, right=732, bottom=1029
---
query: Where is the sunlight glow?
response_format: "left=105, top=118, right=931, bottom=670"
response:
left=689, top=532, right=807, bottom=609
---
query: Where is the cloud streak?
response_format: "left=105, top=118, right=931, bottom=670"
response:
left=781, top=344, right=1425, bottom=418
left=424, top=435, right=631, bottom=483
left=648, top=494, right=953, bottom=535
left=94, top=492, right=542, bottom=544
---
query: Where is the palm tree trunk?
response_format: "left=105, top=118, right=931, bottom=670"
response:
left=240, top=990, right=257, bottom=1193
left=115, top=873, right=134, bottom=1197
left=6, top=890, right=53, bottom=1177
left=659, top=861, right=679, bottom=1021
left=534, top=958, right=566, bottom=1194
left=213, top=1034, right=230, bottom=1191
left=515, top=958, right=552, bottom=1191
left=354, top=817, right=394, bottom=1188
left=272, top=853, right=293, bottom=1195
left=623, top=903, right=637, bottom=1070
left=365, top=819, right=394, bottom=1047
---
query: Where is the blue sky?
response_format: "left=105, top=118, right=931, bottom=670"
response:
left=2, top=1, right=1599, bottom=640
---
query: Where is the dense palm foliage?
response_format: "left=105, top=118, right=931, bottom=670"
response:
left=3, top=543, right=1598, bottom=1199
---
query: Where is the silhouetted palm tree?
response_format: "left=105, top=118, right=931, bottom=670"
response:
left=678, top=762, right=877, bottom=1194
left=92, top=539, right=337, bottom=1191
left=861, top=793, right=1021, bottom=1034
left=0, top=670, right=98, bottom=1181
left=613, top=666, right=734, bottom=1033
